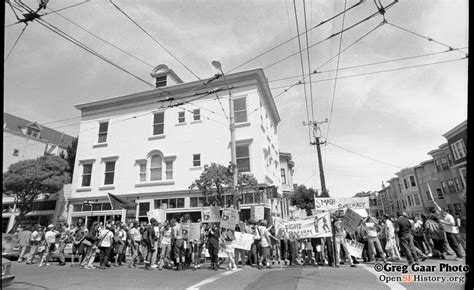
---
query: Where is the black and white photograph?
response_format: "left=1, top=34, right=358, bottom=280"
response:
left=3, top=0, right=469, bottom=289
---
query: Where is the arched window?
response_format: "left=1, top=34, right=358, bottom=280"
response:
left=150, top=154, right=163, bottom=181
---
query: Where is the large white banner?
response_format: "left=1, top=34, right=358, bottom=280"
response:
left=314, top=197, right=370, bottom=211
left=274, top=212, right=332, bottom=239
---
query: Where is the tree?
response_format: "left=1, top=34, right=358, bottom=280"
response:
left=290, top=184, right=319, bottom=213
left=3, top=155, right=70, bottom=233
left=189, top=163, right=258, bottom=207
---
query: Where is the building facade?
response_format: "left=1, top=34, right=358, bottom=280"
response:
left=279, top=152, right=295, bottom=218
left=67, top=66, right=285, bottom=226
left=2, top=113, right=75, bottom=233
left=442, top=120, right=467, bottom=204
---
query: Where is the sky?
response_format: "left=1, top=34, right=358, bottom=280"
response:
left=3, top=0, right=468, bottom=198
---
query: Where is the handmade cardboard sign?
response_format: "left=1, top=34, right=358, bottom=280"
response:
left=231, top=232, right=254, bottom=251
left=274, top=212, right=332, bottom=239
left=201, top=206, right=220, bottom=223
left=342, top=208, right=368, bottom=234
left=345, top=239, right=364, bottom=258
left=314, top=197, right=370, bottom=211
left=220, top=208, right=239, bottom=230
left=146, top=209, right=167, bottom=223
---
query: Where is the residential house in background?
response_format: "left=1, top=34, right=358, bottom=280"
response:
left=394, top=167, right=424, bottom=215
left=279, top=152, right=295, bottom=218
left=442, top=120, right=466, bottom=204
left=2, top=113, right=75, bottom=232
left=353, top=191, right=383, bottom=217
left=67, top=65, right=285, bottom=227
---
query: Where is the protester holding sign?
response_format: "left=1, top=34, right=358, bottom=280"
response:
left=333, top=217, right=356, bottom=268
left=440, top=210, right=463, bottom=260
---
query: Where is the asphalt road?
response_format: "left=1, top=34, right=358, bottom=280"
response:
left=4, top=256, right=467, bottom=290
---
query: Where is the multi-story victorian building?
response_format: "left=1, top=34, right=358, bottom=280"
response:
left=67, top=65, right=285, bottom=226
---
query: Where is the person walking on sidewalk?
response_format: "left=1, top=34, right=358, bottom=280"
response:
left=39, top=224, right=59, bottom=267
left=17, top=226, right=32, bottom=263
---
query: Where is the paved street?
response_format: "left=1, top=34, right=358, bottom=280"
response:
left=5, top=256, right=467, bottom=290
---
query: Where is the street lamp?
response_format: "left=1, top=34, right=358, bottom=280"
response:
left=211, top=61, right=238, bottom=208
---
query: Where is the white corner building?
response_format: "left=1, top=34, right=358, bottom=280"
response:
left=67, top=65, right=285, bottom=226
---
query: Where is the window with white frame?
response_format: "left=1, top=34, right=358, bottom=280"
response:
left=454, top=177, right=463, bottom=191
left=153, top=112, right=165, bottom=135
left=451, top=139, right=466, bottom=160
left=440, top=157, right=449, bottom=170
left=104, top=161, right=115, bottom=185
left=139, top=163, right=147, bottom=182
left=414, top=194, right=421, bottom=206
left=193, top=154, right=201, bottom=167
left=98, top=121, right=108, bottom=143
left=193, top=109, right=201, bottom=121
left=82, top=164, right=93, bottom=187
left=447, top=179, right=456, bottom=193
left=281, top=168, right=287, bottom=184
left=139, top=151, right=175, bottom=182
left=26, top=127, right=40, bottom=138
left=178, top=111, right=185, bottom=123
left=150, top=155, right=163, bottom=181
left=409, top=175, right=416, bottom=187
left=436, top=188, right=444, bottom=199
left=233, top=97, right=248, bottom=123
left=403, top=179, right=408, bottom=189
left=441, top=181, right=448, bottom=194
left=236, top=144, right=250, bottom=172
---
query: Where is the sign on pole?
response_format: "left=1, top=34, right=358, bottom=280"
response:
left=220, top=208, right=239, bottom=230
left=314, top=197, right=370, bottom=211
left=201, top=206, right=220, bottom=223
left=342, top=208, right=367, bottom=234
left=146, top=209, right=167, bottom=223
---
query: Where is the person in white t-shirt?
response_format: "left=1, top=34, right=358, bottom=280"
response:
left=257, top=220, right=272, bottom=270
left=159, top=221, right=172, bottom=270
left=440, top=210, right=463, bottom=260
left=98, top=224, right=114, bottom=269
left=39, top=224, right=59, bottom=267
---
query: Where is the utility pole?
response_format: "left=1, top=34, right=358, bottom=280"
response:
left=304, top=119, right=328, bottom=196
left=212, top=61, right=238, bottom=208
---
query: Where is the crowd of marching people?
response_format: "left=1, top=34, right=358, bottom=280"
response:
left=13, top=207, right=465, bottom=272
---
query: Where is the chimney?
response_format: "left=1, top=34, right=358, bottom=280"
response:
left=150, top=64, right=183, bottom=88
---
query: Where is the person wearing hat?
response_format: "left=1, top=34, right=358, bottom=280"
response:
left=39, top=224, right=59, bottom=267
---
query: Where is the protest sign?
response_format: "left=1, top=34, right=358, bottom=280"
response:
left=232, top=232, right=254, bottom=251
left=181, top=223, right=190, bottom=239
left=314, top=197, right=370, bottom=211
left=274, top=212, right=332, bottom=239
left=146, top=209, right=167, bottom=223
left=188, top=223, right=201, bottom=241
left=345, top=239, right=364, bottom=258
left=251, top=205, right=264, bottom=220
left=342, top=208, right=367, bottom=234
left=201, top=206, right=220, bottom=223
left=220, top=208, right=239, bottom=230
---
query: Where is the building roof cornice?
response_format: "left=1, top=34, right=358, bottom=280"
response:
left=75, top=68, right=281, bottom=124
left=442, top=120, right=467, bottom=139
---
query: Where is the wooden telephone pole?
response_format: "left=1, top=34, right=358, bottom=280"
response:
left=304, top=119, right=328, bottom=196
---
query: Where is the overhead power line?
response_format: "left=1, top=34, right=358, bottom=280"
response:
left=325, top=140, right=403, bottom=169
left=326, top=0, right=348, bottom=145
left=226, top=0, right=365, bottom=74
left=45, top=6, right=156, bottom=68
left=387, top=21, right=468, bottom=56
left=109, top=0, right=201, bottom=80
left=4, top=24, right=28, bottom=64
left=263, top=0, right=398, bottom=70
left=302, top=0, right=315, bottom=122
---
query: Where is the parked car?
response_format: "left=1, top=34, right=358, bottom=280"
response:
left=1, top=234, right=20, bottom=259
left=2, top=258, right=15, bottom=288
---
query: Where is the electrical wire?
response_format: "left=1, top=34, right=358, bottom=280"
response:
left=302, top=0, right=315, bottom=122
left=36, top=18, right=156, bottom=88
left=45, top=6, right=155, bottom=68
left=4, top=24, right=28, bottom=64
left=109, top=0, right=201, bottom=80
left=263, top=0, right=398, bottom=70
left=387, top=21, right=468, bottom=56
left=226, top=0, right=365, bottom=74
left=293, top=0, right=311, bottom=128
left=325, top=139, right=403, bottom=169
left=325, top=0, right=348, bottom=145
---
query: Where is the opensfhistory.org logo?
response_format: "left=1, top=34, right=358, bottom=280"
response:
left=374, top=263, right=469, bottom=284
